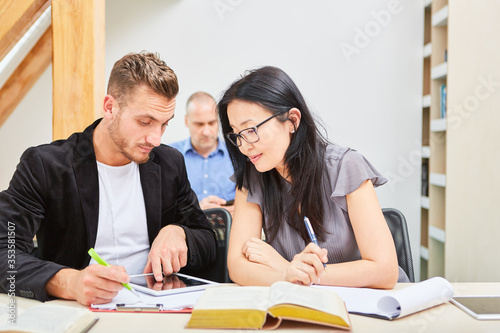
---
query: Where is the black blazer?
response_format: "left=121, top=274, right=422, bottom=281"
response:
left=0, top=119, right=216, bottom=301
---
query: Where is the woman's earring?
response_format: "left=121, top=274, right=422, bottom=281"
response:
left=291, top=129, right=295, bottom=133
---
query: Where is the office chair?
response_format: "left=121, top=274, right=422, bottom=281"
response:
left=188, top=207, right=232, bottom=283
left=382, top=208, right=415, bottom=282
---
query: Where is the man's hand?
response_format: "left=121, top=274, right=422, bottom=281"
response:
left=199, top=195, right=234, bottom=215
left=45, top=265, right=130, bottom=306
left=143, top=225, right=188, bottom=281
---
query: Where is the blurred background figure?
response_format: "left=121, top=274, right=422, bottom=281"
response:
left=170, top=92, right=235, bottom=214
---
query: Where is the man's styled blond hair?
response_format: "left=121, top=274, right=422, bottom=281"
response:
left=107, top=51, right=179, bottom=105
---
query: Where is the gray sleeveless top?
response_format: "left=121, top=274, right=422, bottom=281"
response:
left=243, top=144, right=409, bottom=283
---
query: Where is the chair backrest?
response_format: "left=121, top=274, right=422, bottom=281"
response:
left=382, top=208, right=415, bottom=282
left=196, top=207, right=232, bottom=283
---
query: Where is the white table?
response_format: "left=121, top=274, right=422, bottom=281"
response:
left=2, top=282, right=500, bottom=332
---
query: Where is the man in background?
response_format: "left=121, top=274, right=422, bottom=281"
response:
left=170, top=92, right=235, bottom=214
left=0, top=52, right=216, bottom=305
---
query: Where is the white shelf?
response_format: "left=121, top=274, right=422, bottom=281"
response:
left=422, top=94, right=431, bottom=108
left=422, top=146, right=431, bottom=158
left=423, top=0, right=432, bottom=9
left=432, top=5, right=449, bottom=27
left=429, top=173, right=446, bottom=187
left=429, top=225, right=446, bottom=243
left=431, top=62, right=448, bottom=79
left=421, top=196, right=430, bottom=209
left=420, top=246, right=429, bottom=260
left=423, top=43, right=432, bottom=58
left=431, top=118, right=446, bottom=132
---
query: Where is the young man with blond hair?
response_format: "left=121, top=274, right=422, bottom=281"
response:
left=0, top=52, right=216, bottom=305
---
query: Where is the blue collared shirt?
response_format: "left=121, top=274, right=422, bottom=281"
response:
left=169, top=138, right=235, bottom=201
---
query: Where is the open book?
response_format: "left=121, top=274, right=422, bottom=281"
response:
left=314, top=277, right=454, bottom=320
left=186, top=281, right=351, bottom=330
left=0, top=304, right=97, bottom=333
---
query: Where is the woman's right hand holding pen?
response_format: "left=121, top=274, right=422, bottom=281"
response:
left=243, top=237, right=328, bottom=285
left=285, top=243, right=328, bottom=285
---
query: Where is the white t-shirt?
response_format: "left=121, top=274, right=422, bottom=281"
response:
left=89, top=161, right=150, bottom=275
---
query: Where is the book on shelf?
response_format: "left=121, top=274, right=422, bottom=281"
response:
left=440, top=84, right=447, bottom=118
left=422, top=162, right=429, bottom=197
left=186, top=281, right=351, bottom=330
left=0, top=304, right=97, bottom=333
left=314, top=277, right=454, bottom=320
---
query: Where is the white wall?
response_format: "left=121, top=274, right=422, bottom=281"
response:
left=0, top=66, right=52, bottom=189
left=0, top=0, right=423, bottom=278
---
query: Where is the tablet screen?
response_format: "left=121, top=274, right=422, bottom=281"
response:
left=452, top=296, right=500, bottom=320
left=129, top=273, right=217, bottom=296
left=131, top=273, right=209, bottom=289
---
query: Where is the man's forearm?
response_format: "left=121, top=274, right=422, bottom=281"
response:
left=183, top=227, right=217, bottom=270
left=45, top=268, right=78, bottom=300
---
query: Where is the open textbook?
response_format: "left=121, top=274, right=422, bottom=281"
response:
left=187, top=281, right=351, bottom=330
left=0, top=304, right=97, bottom=333
left=314, top=277, right=454, bottom=320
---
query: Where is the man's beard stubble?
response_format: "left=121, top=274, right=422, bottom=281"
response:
left=108, top=113, right=150, bottom=164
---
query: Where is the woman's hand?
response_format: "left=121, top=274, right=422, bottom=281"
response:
left=242, top=237, right=289, bottom=273
left=284, top=243, right=328, bottom=285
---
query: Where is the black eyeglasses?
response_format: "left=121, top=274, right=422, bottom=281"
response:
left=225, top=112, right=285, bottom=147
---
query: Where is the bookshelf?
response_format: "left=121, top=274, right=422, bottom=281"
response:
left=420, top=1, right=500, bottom=282
left=419, top=0, right=432, bottom=282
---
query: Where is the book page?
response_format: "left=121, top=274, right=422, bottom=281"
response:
left=268, top=281, right=347, bottom=317
left=0, top=304, right=95, bottom=333
left=0, top=304, right=25, bottom=326
left=314, top=286, right=392, bottom=317
left=194, top=286, right=270, bottom=311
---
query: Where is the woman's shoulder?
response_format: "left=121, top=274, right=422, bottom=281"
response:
left=323, top=144, right=376, bottom=174
left=324, top=144, right=355, bottom=163
left=323, top=144, right=388, bottom=192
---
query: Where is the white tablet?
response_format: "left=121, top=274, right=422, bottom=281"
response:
left=451, top=296, right=500, bottom=320
left=129, top=273, right=219, bottom=297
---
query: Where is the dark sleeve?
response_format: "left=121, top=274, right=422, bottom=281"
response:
left=0, top=148, right=66, bottom=301
left=170, top=154, right=217, bottom=271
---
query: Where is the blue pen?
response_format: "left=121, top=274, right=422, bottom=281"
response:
left=304, top=217, right=327, bottom=272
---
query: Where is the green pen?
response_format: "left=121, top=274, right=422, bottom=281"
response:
left=88, top=248, right=140, bottom=298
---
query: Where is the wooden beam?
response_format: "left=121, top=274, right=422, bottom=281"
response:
left=0, top=0, right=51, bottom=62
left=0, top=26, right=52, bottom=128
left=52, top=0, right=105, bottom=140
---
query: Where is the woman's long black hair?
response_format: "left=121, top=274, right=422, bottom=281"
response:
left=218, top=66, right=329, bottom=243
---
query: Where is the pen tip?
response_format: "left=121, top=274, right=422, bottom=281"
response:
left=131, top=289, right=140, bottom=298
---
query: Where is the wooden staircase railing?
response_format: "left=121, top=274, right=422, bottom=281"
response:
left=0, top=0, right=105, bottom=140
left=0, top=0, right=51, bottom=129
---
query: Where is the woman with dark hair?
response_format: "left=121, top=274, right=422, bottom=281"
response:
left=219, top=66, right=408, bottom=288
